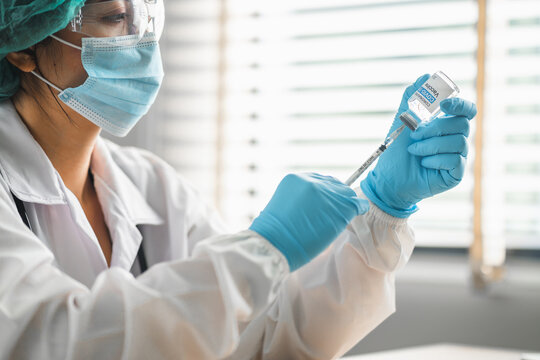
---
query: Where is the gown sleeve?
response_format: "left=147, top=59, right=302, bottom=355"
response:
left=135, top=148, right=416, bottom=359
left=226, top=190, right=415, bottom=360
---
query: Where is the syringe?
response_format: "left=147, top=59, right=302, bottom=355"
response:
left=344, top=124, right=406, bottom=186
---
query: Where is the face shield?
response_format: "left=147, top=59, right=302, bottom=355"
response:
left=69, top=0, right=164, bottom=45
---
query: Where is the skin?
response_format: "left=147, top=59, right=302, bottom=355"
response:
left=6, top=27, right=113, bottom=266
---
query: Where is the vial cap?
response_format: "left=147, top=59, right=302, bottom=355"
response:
left=399, top=112, right=419, bottom=131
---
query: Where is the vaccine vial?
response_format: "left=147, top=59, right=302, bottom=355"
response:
left=399, top=71, right=460, bottom=131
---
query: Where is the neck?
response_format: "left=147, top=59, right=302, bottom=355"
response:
left=11, top=83, right=101, bottom=201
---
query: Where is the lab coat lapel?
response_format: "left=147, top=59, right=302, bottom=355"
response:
left=91, top=138, right=163, bottom=271
left=0, top=100, right=163, bottom=274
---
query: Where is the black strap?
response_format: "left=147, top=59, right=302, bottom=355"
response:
left=136, top=237, right=149, bottom=273
left=11, top=191, right=149, bottom=273
left=11, top=192, right=31, bottom=230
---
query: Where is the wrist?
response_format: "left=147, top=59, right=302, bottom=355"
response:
left=249, top=214, right=308, bottom=272
left=360, top=177, right=418, bottom=219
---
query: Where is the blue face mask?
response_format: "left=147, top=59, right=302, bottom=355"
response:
left=32, top=33, right=164, bottom=137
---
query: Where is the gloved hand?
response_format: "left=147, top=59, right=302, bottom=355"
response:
left=361, top=74, right=477, bottom=218
left=250, top=173, right=369, bottom=271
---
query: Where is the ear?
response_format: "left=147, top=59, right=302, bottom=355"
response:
left=6, top=51, right=37, bottom=73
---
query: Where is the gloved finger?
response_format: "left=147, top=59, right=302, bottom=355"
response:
left=306, top=172, right=366, bottom=204
left=308, top=173, right=350, bottom=189
left=400, top=74, right=430, bottom=107
left=408, top=134, right=469, bottom=157
left=439, top=171, right=461, bottom=190
left=390, top=74, right=431, bottom=134
left=306, top=172, right=337, bottom=183
left=422, top=154, right=466, bottom=187
left=440, top=97, right=477, bottom=120
left=411, top=115, right=470, bottom=140
left=352, top=198, right=370, bottom=216
left=420, top=154, right=466, bottom=180
left=325, top=185, right=370, bottom=217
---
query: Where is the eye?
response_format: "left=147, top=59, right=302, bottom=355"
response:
left=102, top=12, right=129, bottom=23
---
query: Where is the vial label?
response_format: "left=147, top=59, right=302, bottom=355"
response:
left=408, top=98, right=433, bottom=123
left=408, top=72, right=456, bottom=122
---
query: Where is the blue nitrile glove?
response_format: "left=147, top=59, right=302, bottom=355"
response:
left=249, top=173, right=369, bottom=271
left=361, top=74, right=477, bottom=218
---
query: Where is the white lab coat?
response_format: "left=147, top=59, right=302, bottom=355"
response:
left=0, top=100, right=414, bottom=360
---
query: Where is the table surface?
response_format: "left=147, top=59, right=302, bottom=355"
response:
left=344, top=343, right=525, bottom=360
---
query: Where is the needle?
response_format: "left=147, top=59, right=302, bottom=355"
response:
left=344, top=124, right=406, bottom=186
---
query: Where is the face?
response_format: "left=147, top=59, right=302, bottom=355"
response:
left=7, top=0, right=163, bottom=137
left=28, top=0, right=137, bottom=93
left=16, top=0, right=155, bottom=95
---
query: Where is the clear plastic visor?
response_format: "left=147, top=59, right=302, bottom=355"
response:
left=69, top=0, right=164, bottom=45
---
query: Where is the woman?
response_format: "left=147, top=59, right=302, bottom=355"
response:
left=0, top=0, right=477, bottom=359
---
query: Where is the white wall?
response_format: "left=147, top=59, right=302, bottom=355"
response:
left=347, top=251, right=540, bottom=355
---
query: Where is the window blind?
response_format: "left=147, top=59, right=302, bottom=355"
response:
left=149, top=0, right=222, bottom=203
left=483, top=0, right=540, bottom=255
left=218, top=0, right=479, bottom=246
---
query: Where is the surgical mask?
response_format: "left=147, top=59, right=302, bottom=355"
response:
left=32, top=33, right=164, bottom=137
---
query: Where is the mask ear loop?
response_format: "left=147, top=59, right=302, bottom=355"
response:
left=50, top=35, right=83, bottom=51
left=30, top=70, right=63, bottom=93
left=30, top=35, right=83, bottom=94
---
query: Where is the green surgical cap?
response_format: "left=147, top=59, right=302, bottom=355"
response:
left=0, top=0, right=85, bottom=100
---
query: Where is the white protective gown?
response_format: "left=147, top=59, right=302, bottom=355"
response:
left=0, top=100, right=415, bottom=360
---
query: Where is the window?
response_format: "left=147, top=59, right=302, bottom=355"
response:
left=484, top=0, right=540, bottom=252
left=140, top=0, right=540, bottom=278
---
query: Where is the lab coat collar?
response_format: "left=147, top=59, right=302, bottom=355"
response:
left=91, top=137, right=163, bottom=227
left=0, top=100, right=163, bottom=226
left=0, top=100, right=66, bottom=204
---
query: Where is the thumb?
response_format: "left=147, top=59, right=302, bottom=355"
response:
left=399, top=73, right=430, bottom=110
left=389, top=74, right=431, bottom=135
